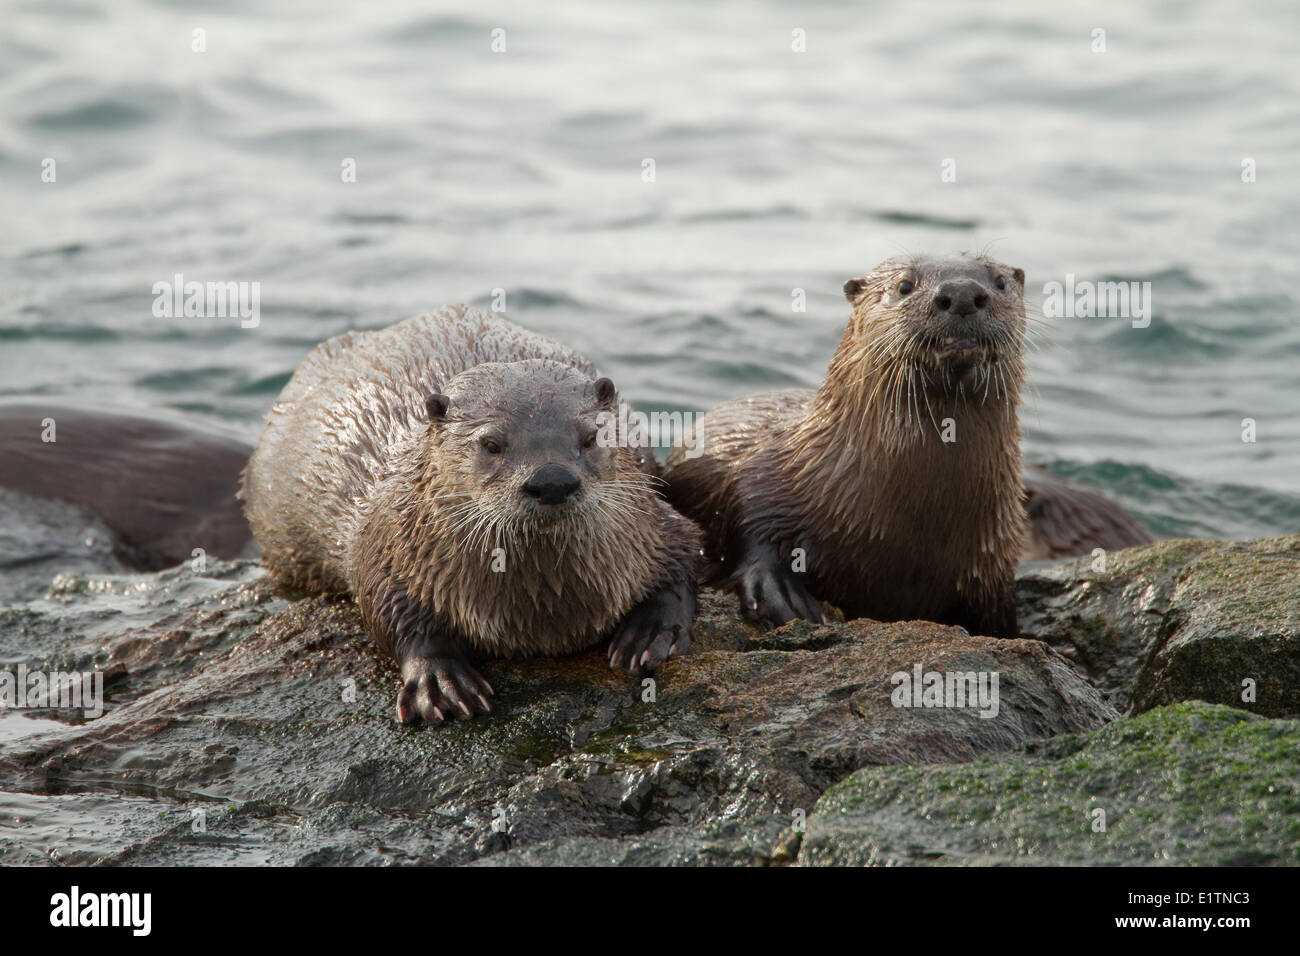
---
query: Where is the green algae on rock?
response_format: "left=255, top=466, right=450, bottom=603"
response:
left=801, top=702, right=1300, bottom=866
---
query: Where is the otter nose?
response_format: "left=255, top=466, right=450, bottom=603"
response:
left=932, top=279, right=989, bottom=317
left=523, top=464, right=581, bottom=505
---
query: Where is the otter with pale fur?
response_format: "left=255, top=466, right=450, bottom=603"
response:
left=242, top=306, right=701, bottom=725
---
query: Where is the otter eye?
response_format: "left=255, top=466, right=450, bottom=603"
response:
left=995, top=275, right=1007, bottom=291
left=581, top=431, right=598, bottom=450
left=480, top=437, right=503, bottom=455
left=898, top=279, right=914, bottom=296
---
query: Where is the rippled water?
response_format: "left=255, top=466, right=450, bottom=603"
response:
left=2, top=0, right=1298, bottom=539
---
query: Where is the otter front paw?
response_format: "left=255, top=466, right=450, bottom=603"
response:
left=396, top=654, right=494, bottom=725
left=737, top=559, right=825, bottom=629
left=608, top=584, right=695, bottom=676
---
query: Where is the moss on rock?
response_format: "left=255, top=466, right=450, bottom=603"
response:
left=802, top=701, right=1300, bottom=866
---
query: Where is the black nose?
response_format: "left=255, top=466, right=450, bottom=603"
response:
left=523, top=464, right=581, bottom=505
left=932, top=279, right=989, bottom=317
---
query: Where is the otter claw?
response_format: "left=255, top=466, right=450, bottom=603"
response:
left=738, top=561, right=822, bottom=629
left=397, top=655, right=493, bottom=726
left=608, top=585, right=695, bottom=676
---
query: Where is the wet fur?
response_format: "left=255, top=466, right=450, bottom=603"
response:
left=664, top=254, right=1027, bottom=637
left=241, top=306, right=701, bottom=721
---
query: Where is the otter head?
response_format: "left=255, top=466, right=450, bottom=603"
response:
left=843, top=253, right=1026, bottom=394
left=423, top=359, right=624, bottom=529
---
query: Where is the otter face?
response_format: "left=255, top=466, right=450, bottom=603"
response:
left=425, top=361, right=622, bottom=528
left=844, top=254, right=1026, bottom=390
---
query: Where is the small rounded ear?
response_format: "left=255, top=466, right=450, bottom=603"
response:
left=1012, top=267, right=1026, bottom=286
left=425, top=393, right=450, bottom=422
left=593, top=377, right=617, bottom=407
left=843, top=277, right=868, bottom=303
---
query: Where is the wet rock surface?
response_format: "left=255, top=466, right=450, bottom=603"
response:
left=0, top=534, right=1295, bottom=866
left=1019, top=535, right=1300, bottom=717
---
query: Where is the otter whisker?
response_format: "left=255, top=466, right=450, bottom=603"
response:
left=919, top=367, right=942, bottom=436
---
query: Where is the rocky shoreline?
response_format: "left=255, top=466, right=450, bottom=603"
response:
left=1, top=535, right=1297, bottom=865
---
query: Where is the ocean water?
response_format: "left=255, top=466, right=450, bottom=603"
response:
left=1, top=0, right=1298, bottom=540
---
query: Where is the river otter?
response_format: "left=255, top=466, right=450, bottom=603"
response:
left=0, top=403, right=253, bottom=570
left=663, top=252, right=1149, bottom=638
left=241, top=306, right=702, bottom=725
left=1021, top=464, right=1153, bottom=560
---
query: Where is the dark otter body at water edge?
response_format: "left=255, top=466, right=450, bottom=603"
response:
left=1021, top=464, right=1153, bottom=560
left=241, top=305, right=702, bottom=724
left=664, top=253, right=1151, bottom=638
left=0, top=403, right=253, bottom=569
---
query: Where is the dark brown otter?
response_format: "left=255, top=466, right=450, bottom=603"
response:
left=0, top=402, right=253, bottom=569
left=241, top=306, right=701, bottom=724
left=1021, top=464, right=1153, bottom=560
left=664, top=252, right=1148, bottom=638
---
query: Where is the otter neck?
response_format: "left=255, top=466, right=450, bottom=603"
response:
left=804, top=330, right=1024, bottom=448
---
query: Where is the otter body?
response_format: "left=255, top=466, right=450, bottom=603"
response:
left=668, top=386, right=1024, bottom=635
left=0, top=403, right=252, bottom=569
left=666, top=254, right=1032, bottom=637
left=664, top=254, right=1152, bottom=638
left=1021, top=464, right=1153, bottom=560
left=242, top=305, right=701, bottom=724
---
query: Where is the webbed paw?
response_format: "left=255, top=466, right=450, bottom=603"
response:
left=737, top=555, right=824, bottom=629
left=608, top=584, right=695, bottom=676
left=396, top=654, right=494, bottom=725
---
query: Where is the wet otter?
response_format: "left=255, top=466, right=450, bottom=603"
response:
left=1021, top=464, right=1153, bottom=560
left=241, top=306, right=701, bottom=724
left=664, top=252, right=1148, bottom=638
left=0, top=403, right=254, bottom=570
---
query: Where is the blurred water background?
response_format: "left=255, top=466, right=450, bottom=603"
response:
left=2, top=0, right=1298, bottom=539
